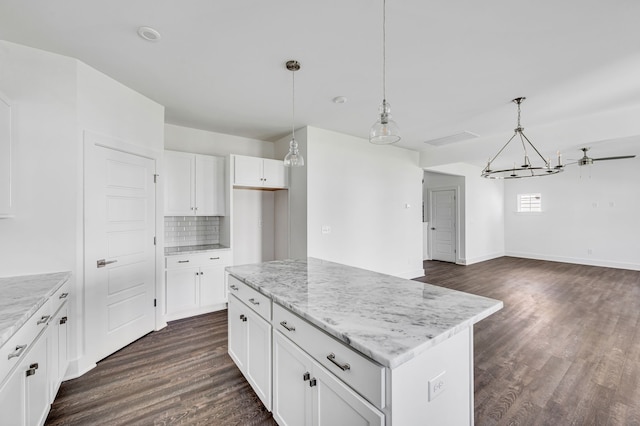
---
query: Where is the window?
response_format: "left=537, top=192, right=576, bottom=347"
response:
left=517, top=193, right=541, bottom=212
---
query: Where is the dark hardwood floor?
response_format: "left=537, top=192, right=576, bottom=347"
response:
left=46, top=257, right=640, bottom=425
left=46, top=311, right=276, bottom=426
left=417, top=257, right=640, bottom=425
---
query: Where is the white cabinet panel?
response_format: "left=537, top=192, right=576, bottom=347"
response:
left=273, top=331, right=383, bottom=426
left=228, top=293, right=272, bottom=411
left=164, top=251, right=231, bottom=321
left=0, top=359, right=26, bottom=426
left=164, top=151, right=194, bottom=216
left=24, top=331, right=49, bottom=426
left=233, top=155, right=287, bottom=189
left=164, top=151, right=225, bottom=216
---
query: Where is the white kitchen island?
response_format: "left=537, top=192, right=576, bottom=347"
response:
left=226, top=258, right=502, bottom=426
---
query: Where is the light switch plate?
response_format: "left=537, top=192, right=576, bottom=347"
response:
left=428, top=371, right=446, bottom=401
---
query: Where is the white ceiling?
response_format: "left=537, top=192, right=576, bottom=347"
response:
left=1, top=0, right=639, bottom=165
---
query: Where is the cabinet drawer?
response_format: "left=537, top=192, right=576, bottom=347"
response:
left=165, top=250, right=231, bottom=269
left=51, top=279, right=71, bottom=313
left=0, top=299, right=51, bottom=384
left=273, top=303, right=385, bottom=409
left=227, top=276, right=271, bottom=321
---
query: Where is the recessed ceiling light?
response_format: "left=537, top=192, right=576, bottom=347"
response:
left=332, top=96, right=347, bottom=104
left=137, top=26, right=161, bottom=42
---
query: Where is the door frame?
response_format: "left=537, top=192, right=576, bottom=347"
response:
left=427, top=186, right=460, bottom=264
left=80, top=130, right=166, bottom=371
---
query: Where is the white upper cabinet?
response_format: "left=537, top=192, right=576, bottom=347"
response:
left=164, top=150, right=225, bottom=216
left=0, top=93, right=14, bottom=218
left=233, top=155, right=287, bottom=189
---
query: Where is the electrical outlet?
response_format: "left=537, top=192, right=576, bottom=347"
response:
left=428, top=371, right=446, bottom=401
left=321, top=225, right=331, bottom=234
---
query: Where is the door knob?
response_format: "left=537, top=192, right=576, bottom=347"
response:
left=97, top=259, right=118, bottom=268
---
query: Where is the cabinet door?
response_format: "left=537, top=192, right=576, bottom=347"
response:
left=312, top=359, right=384, bottom=426
left=166, top=268, right=200, bottom=316
left=227, top=295, right=247, bottom=372
left=0, top=359, right=26, bottom=426
left=234, top=155, right=264, bottom=187
left=195, top=155, right=225, bottom=216
left=25, top=331, right=50, bottom=426
left=245, top=308, right=272, bottom=411
left=273, top=331, right=313, bottom=426
left=165, top=151, right=195, bottom=216
left=262, top=158, right=287, bottom=189
left=49, top=304, right=69, bottom=398
left=199, top=265, right=226, bottom=307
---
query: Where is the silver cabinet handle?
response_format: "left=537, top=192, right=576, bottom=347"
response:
left=37, top=315, right=50, bottom=325
left=240, top=314, right=247, bottom=322
left=248, top=298, right=259, bottom=306
left=8, top=344, right=27, bottom=360
left=327, top=353, right=351, bottom=371
left=230, top=285, right=239, bottom=291
left=97, top=259, right=117, bottom=268
left=280, top=321, right=295, bottom=332
left=309, top=378, right=317, bottom=387
left=60, top=316, right=68, bottom=325
left=177, top=260, right=190, bottom=263
left=59, top=292, right=69, bottom=299
left=210, top=257, right=220, bottom=260
left=303, top=372, right=310, bottom=381
left=26, top=368, right=36, bottom=377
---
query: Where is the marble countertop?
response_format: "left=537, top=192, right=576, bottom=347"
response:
left=164, top=244, right=230, bottom=256
left=0, top=271, right=71, bottom=348
left=226, top=258, right=502, bottom=369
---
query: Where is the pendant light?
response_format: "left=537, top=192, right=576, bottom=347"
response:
left=284, top=60, right=304, bottom=167
left=481, top=97, right=563, bottom=179
left=370, top=0, right=400, bottom=144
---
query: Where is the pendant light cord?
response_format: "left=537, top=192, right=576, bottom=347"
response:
left=291, top=69, right=296, bottom=141
left=382, top=0, right=387, bottom=102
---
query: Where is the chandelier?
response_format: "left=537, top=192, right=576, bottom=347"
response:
left=482, top=97, right=563, bottom=179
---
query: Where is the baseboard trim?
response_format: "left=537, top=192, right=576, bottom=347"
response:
left=505, top=251, right=640, bottom=271
left=462, top=252, right=505, bottom=266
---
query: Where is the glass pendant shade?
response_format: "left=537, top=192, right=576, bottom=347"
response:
left=370, top=100, right=401, bottom=144
left=284, top=137, right=304, bottom=167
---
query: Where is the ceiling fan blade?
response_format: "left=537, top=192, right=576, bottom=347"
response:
left=593, top=155, right=636, bottom=161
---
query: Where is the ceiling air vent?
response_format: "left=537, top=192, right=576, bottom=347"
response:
left=424, top=131, right=479, bottom=147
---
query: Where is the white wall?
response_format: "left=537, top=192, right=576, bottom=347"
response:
left=304, top=127, right=423, bottom=278
left=0, top=41, right=78, bottom=277
left=505, top=156, right=640, bottom=270
left=423, top=162, right=505, bottom=265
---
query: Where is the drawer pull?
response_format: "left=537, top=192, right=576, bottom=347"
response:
left=37, top=315, right=51, bottom=325
left=60, top=316, right=68, bottom=325
left=280, top=321, right=295, bottom=332
left=30, top=363, right=39, bottom=370
left=26, top=368, right=36, bottom=377
left=59, top=292, right=69, bottom=299
left=303, top=372, right=310, bottom=381
left=240, top=314, right=247, bottom=322
left=309, top=378, right=317, bottom=387
left=8, top=344, right=27, bottom=360
left=178, top=260, right=190, bottom=263
left=327, top=353, right=351, bottom=371
left=210, top=257, right=220, bottom=260
left=230, top=285, right=239, bottom=291
left=248, top=298, right=260, bottom=306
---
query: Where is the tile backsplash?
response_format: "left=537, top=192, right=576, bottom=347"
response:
left=165, top=216, right=220, bottom=247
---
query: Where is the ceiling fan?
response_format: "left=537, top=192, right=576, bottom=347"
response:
left=568, top=147, right=636, bottom=166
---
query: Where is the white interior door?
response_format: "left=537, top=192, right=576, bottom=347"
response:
left=85, top=142, right=156, bottom=363
left=430, top=189, right=457, bottom=263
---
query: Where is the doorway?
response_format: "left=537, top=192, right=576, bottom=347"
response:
left=429, top=188, right=457, bottom=263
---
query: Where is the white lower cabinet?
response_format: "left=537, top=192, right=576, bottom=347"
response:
left=165, top=251, right=231, bottom=321
left=228, top=294, right=272, bottom=411
left=273, top=331, right=384, bottom=426
left=0, top=278, right=70, bottom=426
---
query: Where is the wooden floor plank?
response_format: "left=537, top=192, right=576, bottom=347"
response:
left=47, top=257, right=640, bottom=425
